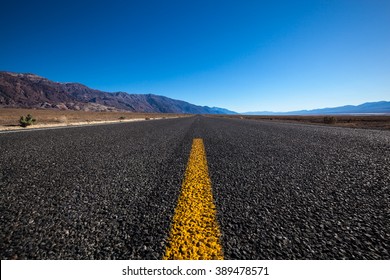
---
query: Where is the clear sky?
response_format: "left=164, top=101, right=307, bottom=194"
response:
left=1, top=0, right=389, bottom=112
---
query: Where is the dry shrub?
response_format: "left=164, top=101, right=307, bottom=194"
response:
left=19, top=114, right=36, bottom=127
left=324, top=116, right=337, bottom=124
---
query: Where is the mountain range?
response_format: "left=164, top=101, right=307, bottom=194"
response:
left=1, top=71, right=388, bottom=115
left=0, top=71, right=236, bottom=114
left=242, top=101, right=390, bottom=115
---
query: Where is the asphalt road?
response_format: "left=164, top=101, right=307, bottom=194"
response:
left=1, top=116, right=389, bottom=259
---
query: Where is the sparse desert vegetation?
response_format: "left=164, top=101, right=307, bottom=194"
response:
left=1, top=109, right=389, bottom=131
left=216, top=114, right=390, bottom=130
left=323, top=116, right=337, bottom=124
left=0, top=108, right=190, bottom=130
left=19, top=114, right=36, bottom=127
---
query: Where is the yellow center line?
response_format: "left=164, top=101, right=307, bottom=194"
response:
left=163, top=138, right=224, bottom=260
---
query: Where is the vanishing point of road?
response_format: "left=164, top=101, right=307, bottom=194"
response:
left=1, top=116, right=389, bottom=259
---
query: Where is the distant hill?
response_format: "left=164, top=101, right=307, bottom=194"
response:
left=203, top=106, right=237, bottom=115
left=243, top=101, right=390, bottom=115
left=0, top=71, right=236, bottom=114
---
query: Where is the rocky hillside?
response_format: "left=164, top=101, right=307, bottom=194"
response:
left=0, top=71, right=236, bottom=114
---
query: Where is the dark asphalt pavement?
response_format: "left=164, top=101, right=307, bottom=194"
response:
left=1, top=116, right=389, bottom=259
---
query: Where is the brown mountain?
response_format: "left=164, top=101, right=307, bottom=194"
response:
left=0, top=71, right=236, bottom=114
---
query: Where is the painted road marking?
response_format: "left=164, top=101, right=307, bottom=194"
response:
left=163, top=138, right=224, bottom=260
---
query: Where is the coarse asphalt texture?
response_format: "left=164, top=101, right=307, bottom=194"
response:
left=1, top=116, right=389, bottom=259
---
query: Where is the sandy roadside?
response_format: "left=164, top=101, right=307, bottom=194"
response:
left=0, top=117, right=176, bottom=132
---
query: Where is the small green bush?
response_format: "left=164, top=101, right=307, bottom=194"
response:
left=19, top=114, right=36, bottom=127
left=145, top=117, right=150, bottom=120
left=119, top=116, right=126, bottom=120
left=324, top=116, right=337, bottom=124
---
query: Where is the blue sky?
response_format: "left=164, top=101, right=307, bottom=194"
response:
left=1, top=0, right=389, bottom=112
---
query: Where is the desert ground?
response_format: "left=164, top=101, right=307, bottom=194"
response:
left=1, top=108, right=389, bottom=131
left=0, top=108, right=190, bottom=131
left=217, top=114, right=390, bottom=130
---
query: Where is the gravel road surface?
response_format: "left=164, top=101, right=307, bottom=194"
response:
left=1, top=116, right=389, bottom=259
